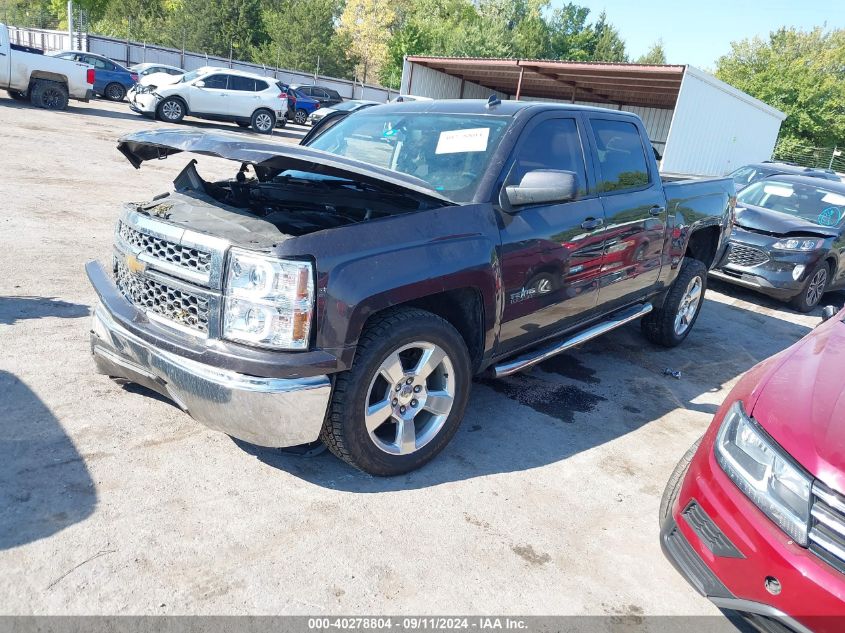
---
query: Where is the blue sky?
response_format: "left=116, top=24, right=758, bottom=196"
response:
left=556, top=0, right=844, bottom=69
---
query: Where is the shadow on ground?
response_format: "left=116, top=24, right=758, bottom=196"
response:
left=0, top=296, right=89, bottom=326
left=235, top=297, right=813, bottom=491
left=0, top=371, right=96, bottom=550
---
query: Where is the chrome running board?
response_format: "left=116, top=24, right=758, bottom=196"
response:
left=492, top=303, right=653, bottom=378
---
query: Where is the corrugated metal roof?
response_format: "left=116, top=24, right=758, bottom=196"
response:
left=405, top=56, right=686, bottom=108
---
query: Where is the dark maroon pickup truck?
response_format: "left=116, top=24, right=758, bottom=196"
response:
left=87, top=99, right=734, bottom=475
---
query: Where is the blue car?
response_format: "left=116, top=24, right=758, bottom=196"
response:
left=52, top=51, right=138, bottom=101
left=279, top=84, right=322, bottom=125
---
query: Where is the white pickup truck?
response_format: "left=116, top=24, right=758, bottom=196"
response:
left=0, top=24, right=93, bottom=109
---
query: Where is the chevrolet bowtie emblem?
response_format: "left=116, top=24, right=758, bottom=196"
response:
left=125, top=253, right=147, bottom=274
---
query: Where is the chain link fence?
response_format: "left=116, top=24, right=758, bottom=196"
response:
left=772, top=140, right=845, bottom=173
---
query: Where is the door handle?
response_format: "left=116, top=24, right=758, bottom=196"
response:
left=580, top=217, right=604, bottom=230
left=649, top=205, right=665, bottom=216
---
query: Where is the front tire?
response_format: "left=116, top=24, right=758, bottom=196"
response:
left=321, top=308, right=472, bottom=476
left=642, top=257, right=707, bottom=347
left=789, top=261, right=829, bottom=313
left=659, top=438, right=702, bottom=526
left=104, top=82, right=126, bottom=102
left=7, top=89, right=28, bottom=101
left=156, top=97, right=185, bottom=123
left=30, top=80, right=69, bottom=110
left=251, top=108, right=275, bottom=134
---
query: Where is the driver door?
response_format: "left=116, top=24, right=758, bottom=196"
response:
left=496, top=114, right=607, bottom=355
left=188, top=73, right=229, bottom=115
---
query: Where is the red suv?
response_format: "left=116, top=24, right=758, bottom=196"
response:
left=661, top=304, right=845, bottom=633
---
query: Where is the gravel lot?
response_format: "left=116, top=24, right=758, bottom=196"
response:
left=0, top=96, right=835, bottom=617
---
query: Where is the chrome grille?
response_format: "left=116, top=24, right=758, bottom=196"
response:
left=118, top=220, right=211, bottom=274
left=809, top=481, right=845, bottom=574
left=113, top=258, right=209, bottom=333
left=727, top=243, right=769, bottom=267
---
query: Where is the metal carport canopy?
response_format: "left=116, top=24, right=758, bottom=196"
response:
left=405, top=56, right=686, bottom=109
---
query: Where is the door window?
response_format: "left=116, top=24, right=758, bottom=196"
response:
left=590, top=119, right=650, bottom=193
left=201, top=74, right=229, bottom=89
left=510, top=118, right=588, bottom=198
left=229, top=76, right=257, bottom=91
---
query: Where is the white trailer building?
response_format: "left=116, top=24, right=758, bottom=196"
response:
left=400, top=57, right=786, bottom=177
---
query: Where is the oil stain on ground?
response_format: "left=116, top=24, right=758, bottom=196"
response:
left=480, top=373, right=606, bottom=423
left=536, top=353, right=600, bottom=384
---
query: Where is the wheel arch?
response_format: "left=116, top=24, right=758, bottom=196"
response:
left=29, top=71, right=68, bottom=86
left=684, top=225, right=721, bottom=269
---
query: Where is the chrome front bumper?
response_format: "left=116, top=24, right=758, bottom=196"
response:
left=90, top=299, right=332, bottom=449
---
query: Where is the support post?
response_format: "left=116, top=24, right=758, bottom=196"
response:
left=67, top=0, right=73, bottom=49
left=515, top=65, right=524, bottom=101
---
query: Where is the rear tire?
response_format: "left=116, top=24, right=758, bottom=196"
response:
left=7, top=89, right=28, bottom=101
left=321, top=308, right=472, bottom=476
left=156, top=97, right=185, bottom=123
left=642, top=257, right=707, bottom=347
left=104, top=82, right=126, bottom=102
left=236, top=121, right=250, bottom=128
left=659, top=437, right=702, bottom=526
left=250, top=108, right=275, bottom=134
left=789, top=261, right=829, bottom=313
left=29, top=80, right=69, bottom=110
left=294, top=108, right=308, bottom=125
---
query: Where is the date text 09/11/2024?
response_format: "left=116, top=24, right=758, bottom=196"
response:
left=307, top=617, right=529, bottom=630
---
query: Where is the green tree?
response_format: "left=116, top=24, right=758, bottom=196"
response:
left=716, top=27, right=845, bottom=148
left=253, top=0, right=354, bottom=78
left=591, top=11, right=627, bottom=62
left=547, top=3, right=594, bottom=60
left=636, top=38, right=666, bottom=64
left=1, top=0, right=57, bottom=28
left=161, top=0, right=267, bottom=59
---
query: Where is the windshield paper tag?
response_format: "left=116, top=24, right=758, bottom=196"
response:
left=435, top=128, right=490, bottom=154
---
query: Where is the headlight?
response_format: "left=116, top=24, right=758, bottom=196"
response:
left=223, top=248, right=314, bottom=350
left=715, top=401, right=812, bottom=545
left=772, top=238, right=823, bottom=251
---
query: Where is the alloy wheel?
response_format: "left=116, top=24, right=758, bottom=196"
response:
left=162, top=101, right=182, bottom=121
left=294, top=109, right=307, bottom=125
left=806, top=268, right=828, bottom=307
left=41, top=88, right=62, bottom=109
left=364, top=341, right=455, bottom=456
left=674, top=275, right=702, bottom=336
left=255, top=112, right=273, bottom=132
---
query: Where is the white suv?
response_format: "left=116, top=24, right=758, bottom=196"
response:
left=129, top=67, right=288, bottom=134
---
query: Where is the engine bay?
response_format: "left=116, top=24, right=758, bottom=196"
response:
left=173, top=159, right=444, bottom=237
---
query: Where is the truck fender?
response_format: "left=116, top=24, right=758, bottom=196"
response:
left=275, top=204, right=502, bottom=368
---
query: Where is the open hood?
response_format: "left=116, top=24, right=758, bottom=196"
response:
left=734, top=204, right=839, bottom=238
left=116, top=129, right=454, bottom=205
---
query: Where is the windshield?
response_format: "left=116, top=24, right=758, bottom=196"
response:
left=729, top=166, right=765, bottom=187
left=332, top=101, right=366, bottom=112
left=180, top=69, right=204, bottom=83
left=737, top=179, right=845, bottom=227
left=305, top=112, right=510, bottom=202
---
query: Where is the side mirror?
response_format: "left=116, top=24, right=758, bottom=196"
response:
left=194, top=80, right=205, bottom=88
left=821, top=305, right=839, bottom=323
left=504, top=170, right=578, bottom=208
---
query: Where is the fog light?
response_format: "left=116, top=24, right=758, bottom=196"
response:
left=792, top=265, right=805, bottom=281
